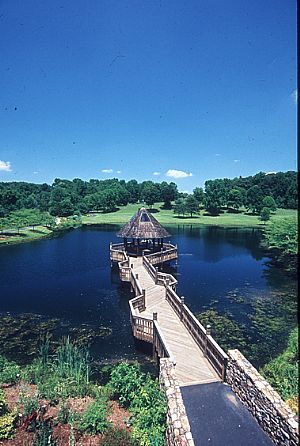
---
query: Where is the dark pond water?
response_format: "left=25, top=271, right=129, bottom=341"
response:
left=0, top=225, right=295, bottom=365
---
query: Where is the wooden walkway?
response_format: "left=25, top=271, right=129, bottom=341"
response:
left=130, top=257, right=220, bottom=387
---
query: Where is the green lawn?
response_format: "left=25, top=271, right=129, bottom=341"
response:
left=0, top=206, right=296, bottom=246
left=0, top=226, right=53, bottom=246
left=82, top=203, right=297, bottom=228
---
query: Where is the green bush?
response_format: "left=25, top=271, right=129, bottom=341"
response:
left=57, top=402, right=70, bottom=424
left=0, top=389, right=7, bottom=416
left=261, top=327, right=299, bottom=403
left=33, top=420, right=57, bottom=446
left=0, top=411, right=16, bottom=440
left=101, top=427, right=137, bottom=446
left=109, top=362, right=143, bottom=408
left=74, top=397, right=110, bottom=434
left=0, top=391, right=15, bottom=440
left=0, top=355, right=21, bottom=385
left=109, top=363, right=167, bottom=446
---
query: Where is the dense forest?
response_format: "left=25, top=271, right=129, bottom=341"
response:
left=0, top=171, right=297, bottom=220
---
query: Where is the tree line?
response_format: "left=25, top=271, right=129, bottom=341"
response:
left=0, top=171, right=297, bottom=220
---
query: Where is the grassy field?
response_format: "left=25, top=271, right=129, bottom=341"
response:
left=82, top=203, right=297, bottom=228
left=0, top=205, right=296, bottom=246
left=0, top=226, right=53, bottom=246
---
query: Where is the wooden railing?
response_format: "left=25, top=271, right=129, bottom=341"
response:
left=165, top=285, right=228, bottom=380
left=110, top=240, right=228, bottom=380
left=143, top=255, right=178, bottom=290
left=145, top=243, right=178, bottom=265
left=153, top=320, right=175, bottom=362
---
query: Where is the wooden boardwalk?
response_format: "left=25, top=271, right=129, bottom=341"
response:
left=130, top=257, right=220, bottom=387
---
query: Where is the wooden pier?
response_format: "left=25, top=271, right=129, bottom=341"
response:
left=110, top=242, right=228, bottom=386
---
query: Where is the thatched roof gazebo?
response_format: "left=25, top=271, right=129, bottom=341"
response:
left=117, top=207, right=170, bottom=255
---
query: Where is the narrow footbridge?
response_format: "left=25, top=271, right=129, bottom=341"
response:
left=110, top=242, right=227, bottom=386
left=110, top=242, right=276, bottom=446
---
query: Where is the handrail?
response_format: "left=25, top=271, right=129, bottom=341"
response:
left=165, top=284, right=228, bottom=379
left=110, top=240, right=228, bottom=380
left=153, top=320, right=175, bottom=364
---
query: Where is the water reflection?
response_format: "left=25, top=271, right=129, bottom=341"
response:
left=0, top=225, right=296, bottom=366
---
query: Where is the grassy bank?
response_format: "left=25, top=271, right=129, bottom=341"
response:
left=82, top=203, right=297, bottom=228
left=0, top=226, right=53, bottom=246
left=0, top=206, right=296, bottom=247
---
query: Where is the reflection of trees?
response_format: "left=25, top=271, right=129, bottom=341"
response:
left=168, top=226, right=265, bottom=262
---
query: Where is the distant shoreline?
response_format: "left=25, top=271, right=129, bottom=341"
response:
left=0, top=205, right=297, bottom=247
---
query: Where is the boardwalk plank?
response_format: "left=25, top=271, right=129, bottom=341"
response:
left=130, top=257, right=220, bottom=386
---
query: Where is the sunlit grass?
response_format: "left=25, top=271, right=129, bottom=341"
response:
left=0, top=226, right=53, bottom=246
left=82, top=203, right=297, bottom=228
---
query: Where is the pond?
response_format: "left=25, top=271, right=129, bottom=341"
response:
left=0, top=225, right=296, bottom=367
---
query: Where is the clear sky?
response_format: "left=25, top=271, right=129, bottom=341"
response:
left=0, top=0, right=297, bottom=191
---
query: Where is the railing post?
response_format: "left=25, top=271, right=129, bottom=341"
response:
left=153, top=312, right=157, bottom=321
left=136, top=273, right=138, bottom=279
left=142, top=289, right=146, bottom=311
left=180, top=296, right=185, bottom=320
left=155, top=267, right=158, bottom=284
left=204, top=324, right=211, bottom=357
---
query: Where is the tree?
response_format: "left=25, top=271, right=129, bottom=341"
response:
left=227, top=188, right=245, bottom=210
left=193, top=187, right=205, bottom=206
left=260, top=207, right=271, bottom=223
left=126, top=180, right=140, bottom=203
left=160, top=182, right=178, bottom=209
left=100, top=189, right=118, bottom=212
left=173, top=198, right=186, bottom=217
left=142, top=183, right=160, bottom=208
left=246, top=185, right=264, bottom=214
left=185, top=195, right=199, bottom=217
left=262, top=196, right=277, bottom=212
left=204, top=180, right=226, bottom=214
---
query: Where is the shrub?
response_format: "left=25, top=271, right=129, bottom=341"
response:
left=0, top=389, right=7, bottom=416
left=101, top=427, right=137, bottom=446
left=109, top=362, right=143, bottom=408
left=57, top=401, right=70, bottom=424
left=74, top=397, right=110, bottom=435
left=0, top=355, right=21, bottom=385
left=109, top=363, right=167, bottom=445
left=18, top=385, right=39, bottom=417
left=261, top=327, right=299, bottom=403
left=0, top=411, right=16, bottom=440
left=33, top=420, right=57, bottom=446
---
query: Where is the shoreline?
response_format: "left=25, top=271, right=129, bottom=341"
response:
left=0, top=206, right=296, bottom=247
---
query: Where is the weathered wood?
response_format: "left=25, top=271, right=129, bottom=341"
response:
left=111, top=243, right=228, bottom=385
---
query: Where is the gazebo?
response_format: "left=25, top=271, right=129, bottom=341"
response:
left=117, top=207, right=170, bottom=255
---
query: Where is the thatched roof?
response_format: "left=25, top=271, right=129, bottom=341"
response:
left=117, top=207, right=170, bottom=239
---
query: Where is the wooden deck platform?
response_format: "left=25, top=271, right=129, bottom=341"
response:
left=130, top=257, right=220, bottom=387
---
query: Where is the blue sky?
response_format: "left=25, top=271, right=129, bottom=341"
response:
left=0, top=0, right=297, bottom=191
